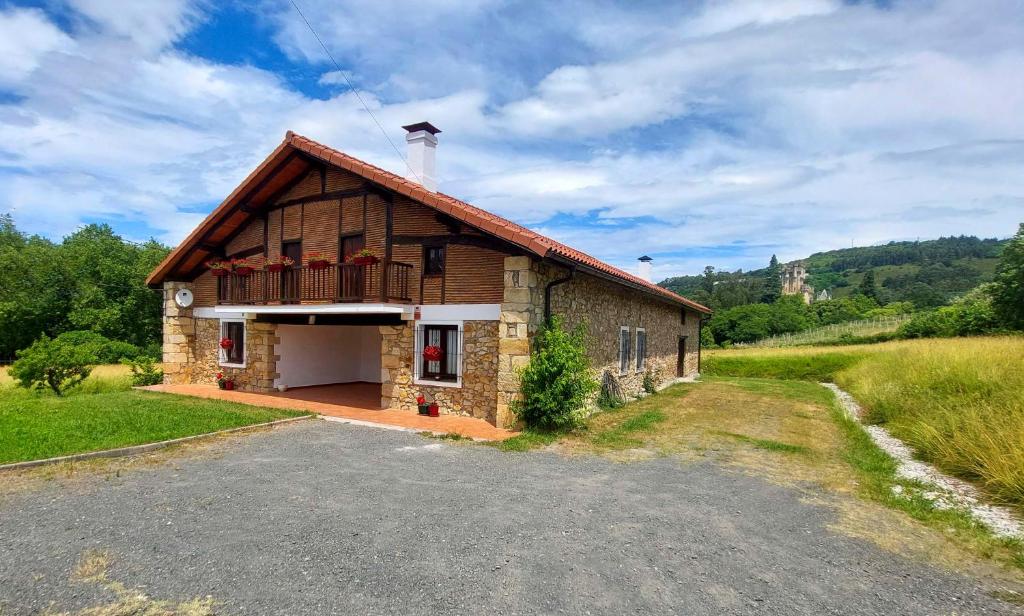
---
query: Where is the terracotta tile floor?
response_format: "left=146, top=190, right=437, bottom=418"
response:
left=141, top=382, right=517, bottom=441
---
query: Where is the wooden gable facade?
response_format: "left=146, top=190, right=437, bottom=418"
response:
left=190, top=164, right=513, bottom=308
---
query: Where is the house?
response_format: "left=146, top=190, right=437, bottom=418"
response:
left=146, top=123, right=711, bottom=428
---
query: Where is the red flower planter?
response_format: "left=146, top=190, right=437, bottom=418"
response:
left=224, top=380, right=235, bottom=391
left=422, top=345, right=443, bottom=362
left=233, top=266, right=254, bottom=276
left=267, top=263, right=285, bottom=273
left=211, top=269, right=229, bottom=277
left=428, top=403, right=439, bottom=417
left=308, top=260, right=330, bottom=270
left=352, top=256, right=379, bottom=266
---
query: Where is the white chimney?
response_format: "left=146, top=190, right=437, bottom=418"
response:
left=638, top=255, right=653, bottom=282
left=402, top=121, right=441, bottom=191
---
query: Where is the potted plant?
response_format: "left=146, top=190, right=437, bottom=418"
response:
left=266, top=255, right=295, bottom=273
left=422, top=344, right=443, bottom=362
left=305, top=251, right=330, bottom=270
left=416, top=394, right=429, bottom=415
left=216, top=372, right=234, bottom=390
left=349, top=248, right=380, bottom=266
left=428, top=402, right=440, bottom=417
left=232, top=257, right=255, bottom=276
left=207, top=260, right=230, bottom=277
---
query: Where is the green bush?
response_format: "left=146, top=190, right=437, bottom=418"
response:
left=9, top=335, right=94, bottom=395
left=642, top=371, right=658, bottom=394
left=53, top=330, right=143, bottom=363
left=122, top=356, right=164, bottom=386
left=512, top=317, right=599, bottom=431
left=898, top=285, right=1001, bottom=339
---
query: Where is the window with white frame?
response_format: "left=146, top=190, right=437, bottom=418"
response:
left=636, top=328, right=647, bottom=371
left=619, top=326, right=631, bottom=374
left=219, top=319, right=245, bottom=367
left=414, top=322, right=463, bottom=387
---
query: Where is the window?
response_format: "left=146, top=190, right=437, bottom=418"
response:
left=681, top=308, right=687, bottom=325
left=220, top=320, right=245, bottom=366
left=423, top=245, right=445, bottom=276
left=636, top=328, right=647, bottom=371
left=340, top=234, right=365, bottom=262
left=619, top=326, right=631, bottom=374
left=415, top=323, right=461, bottom=386
left=281, top=240, right=302, bottom=263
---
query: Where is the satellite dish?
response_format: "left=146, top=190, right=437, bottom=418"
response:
left=174, top=288, right=194, bottom=308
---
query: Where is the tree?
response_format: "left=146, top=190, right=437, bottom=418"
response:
left=0, top=217, right=170, bottom=357
left=857, top=270, right=879, bottom=301
left=991, top=223, right=1024, bottom=329
left=512, top=317, right=599, bottom=431
left=761, top=254, right=783, bottom=304
left=9, top=335, right=94, bottom=395
left=0, top=215, right=72, bottom=358
left=700, top=265, right=716, bottom=295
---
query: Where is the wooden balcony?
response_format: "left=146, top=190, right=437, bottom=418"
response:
left=216, top=260, right=413, bottom=305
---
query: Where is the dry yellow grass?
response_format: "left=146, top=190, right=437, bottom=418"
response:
left=835, top=336, right=1024, bottom=506
left=0, top=364, right=132, bottom=388
left=706, top=336, right=1024, bottom=508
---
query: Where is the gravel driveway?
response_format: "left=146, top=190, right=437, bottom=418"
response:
left=0, top=420, right=1016, bottom=615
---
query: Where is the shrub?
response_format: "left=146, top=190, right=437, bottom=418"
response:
left=53, top=330, right=143, bottom=363
left=642, top=370, right=658, bottom=394
left=512, top=317, right=599, bottom=431
left=9, top=335, right=94, bottom=395
left=898, top=285, right=1001, bottom=339
left=122, top=356, right=164, bottom=386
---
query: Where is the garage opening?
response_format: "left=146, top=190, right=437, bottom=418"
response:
left=273, top=324, right=383, bottom=410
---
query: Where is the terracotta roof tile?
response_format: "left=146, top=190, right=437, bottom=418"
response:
left=285, top=133, right=709, bottom=312
left=148, top=131, right=709, bottom=313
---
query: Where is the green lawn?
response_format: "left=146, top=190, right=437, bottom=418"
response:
left=0, top=367, right=308, bottom=464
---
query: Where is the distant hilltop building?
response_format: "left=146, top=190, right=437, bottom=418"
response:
left=816, top=288, right=832, bottom=302
left=781, top=262, right=815, bottom=304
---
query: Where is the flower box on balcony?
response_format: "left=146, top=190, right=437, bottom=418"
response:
left=207, top=260, right=230, bottom=277
left=352, top=255, right=379, bottom=266
left=304, top=252, right=330, bottom=270
left=231, top=258, right=255, bottom=276
left=266, top=256, right=295, bottom=273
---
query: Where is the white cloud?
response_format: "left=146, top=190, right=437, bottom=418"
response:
left=0, top=8, right=74, bottom=86
left=65, top=0, right=203, bottom=51
left=0, top=0, right=1022, bottom=279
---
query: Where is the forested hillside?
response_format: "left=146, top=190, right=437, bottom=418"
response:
left=662, top=235, right=1006, bottom=311
left=0, top=215, right=169, bottom=359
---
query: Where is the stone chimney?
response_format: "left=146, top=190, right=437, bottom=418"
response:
left=402, top=121, right=441, bottom=191
left=638, top=255, right=653, bottom=282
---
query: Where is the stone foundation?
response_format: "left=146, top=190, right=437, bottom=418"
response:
left=379, top=321, right=499, bottom=423
left=161, top=282, right=278, bottom=392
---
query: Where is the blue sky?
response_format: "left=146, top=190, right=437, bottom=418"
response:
left=1, top=0, right=1022, bottom=280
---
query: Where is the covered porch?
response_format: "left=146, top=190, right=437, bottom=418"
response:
left=141, top=382, right=517, bottom=441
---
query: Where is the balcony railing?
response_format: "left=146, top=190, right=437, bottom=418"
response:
left=216, top=260, right=413, bottom=305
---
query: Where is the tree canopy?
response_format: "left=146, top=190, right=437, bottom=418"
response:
left=0, top=216, right=169, bottom=358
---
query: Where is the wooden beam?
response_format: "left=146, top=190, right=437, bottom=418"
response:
left=391, top=233, right=522, bottom=255
left=435, top=212, right=462, bottom=234
left=269, top=186, right=369, bottom=210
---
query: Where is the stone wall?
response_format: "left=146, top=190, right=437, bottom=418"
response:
left=541, top=263, right=702, bottom=396
left=162, top=282, right=279, bottom=392
left=496, top=256, right=542, bottom=428
left=379, top=321, right=499, bottom=423
left=493, top=260, right=703, bottom=423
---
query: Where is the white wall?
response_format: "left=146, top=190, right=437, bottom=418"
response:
left=275, top=325, right=381, bottom=389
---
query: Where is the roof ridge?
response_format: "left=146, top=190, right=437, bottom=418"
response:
left=287, top=131, right=709, bottom=313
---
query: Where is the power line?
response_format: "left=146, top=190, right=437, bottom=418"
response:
left=288, top=0, right=421, bottom=183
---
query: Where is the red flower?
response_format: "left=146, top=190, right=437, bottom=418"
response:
left=422, top=345, right=443, bottom=362
left=219, top=337, right=234, bottom=349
